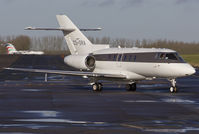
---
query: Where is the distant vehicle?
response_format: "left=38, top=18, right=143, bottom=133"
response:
left=6, top=15, right=196, bottom=93
left=1, top=43, right=44, bottom=55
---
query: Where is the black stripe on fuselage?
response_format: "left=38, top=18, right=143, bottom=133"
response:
left=92, top=52, right=185, bottom=63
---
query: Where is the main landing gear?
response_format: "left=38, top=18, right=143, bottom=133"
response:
left=169, top=79, right=178, bottom=93
left=92, top=82, right=137, bottom=92
left=92, top=83, right=103, bottom=92
left=126, top=83, right=137, bottom=91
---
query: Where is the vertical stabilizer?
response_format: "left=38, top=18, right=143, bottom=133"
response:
left=25, top=15, right=110, bottom=54
left=56, top=15, right=93, bottom=55
left=1, top=43, right=17, bottom=54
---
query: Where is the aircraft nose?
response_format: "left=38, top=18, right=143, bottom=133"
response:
left=185, top=65, right=196, bottom=76
left=190, top=67, right=196, bottom=75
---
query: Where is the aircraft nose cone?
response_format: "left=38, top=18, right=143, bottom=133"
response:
left=190, top=68, right=196, bottom=75
left=185, top=65, right=196, bottom=76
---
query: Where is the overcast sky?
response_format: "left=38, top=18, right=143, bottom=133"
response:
left=0, top=0, right=199, bottom=42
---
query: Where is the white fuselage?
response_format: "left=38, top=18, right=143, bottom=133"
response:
left=89, top=47, right=196, bottom=81
left=9, top=51, right=44, bottom=55
left=94, top=61, right=194, bottom=79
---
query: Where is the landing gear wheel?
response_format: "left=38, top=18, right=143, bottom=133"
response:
left=131, top=83, right=137, bottom=91
left=170, top=86, right=178, bottom=93
left=92, top=83, right=99, bottom=91
left=126, top=84, right=132, bottom=91
left=126, top=83, right=137, bottom=91
left=169, top=79, right=178, bottom=93
left=98, top=83, right=103, bottom=91
left=92, top=83, right=103, bottom=92
left=174, top=86, right=178, bottom=93
left=170, top=86, right=174, bottom=93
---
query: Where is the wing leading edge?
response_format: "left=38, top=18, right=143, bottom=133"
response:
left=5, top=68, right=126, bottom=79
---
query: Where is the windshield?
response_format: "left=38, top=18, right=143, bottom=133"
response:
left=176, top=53, right=185, bottom=62
left=165, top=53, right=177, bottom=60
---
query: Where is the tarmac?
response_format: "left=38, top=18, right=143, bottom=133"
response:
left=0, top=55, right=199, bottom=134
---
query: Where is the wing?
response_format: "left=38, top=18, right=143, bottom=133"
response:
left=5, top=68, right=126, bottom=79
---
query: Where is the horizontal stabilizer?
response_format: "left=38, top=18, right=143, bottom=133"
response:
left=25, top=27, right=102, bottom=31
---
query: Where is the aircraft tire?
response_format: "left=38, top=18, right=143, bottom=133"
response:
left=98, top=83, right=103, bottom=91
left=170, top=86, right=178, bottom=93
left=131, top=83, right=137, bottom=91
left=126, top=83, right=136, bottom=91
left=92, top=83, right=103, bottom=92
left=92, top=83, right=99, bottom=91
left=126, top=84, right=132, bottom=91
left=174, top=86, right=178, bottom=93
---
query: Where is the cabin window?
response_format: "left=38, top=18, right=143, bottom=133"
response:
left=117, top=54, right=122, bottom=61
left=113, top=54, right=117, bottom=61
left=129, top=55, right=132, bottom=61
left=123, top=55, right=127, bottom=61
left=108, top=54, right=112, bottom=60
left=134, top=55, right=137, bottom=62
left=155, top=53, right=160, bottom=59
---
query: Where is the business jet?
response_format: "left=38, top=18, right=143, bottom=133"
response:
left=1, top=43, right=44, bottom=55
left=6, top=15, right=196, bottom=93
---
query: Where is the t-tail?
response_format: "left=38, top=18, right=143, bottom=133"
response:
left=56, top=15, right=110, bottom=54
left=57, top=15, right=94, bottom=55
left=1, top=43, right=17, bottom=54
left=25, top=15, right=109, bottom=55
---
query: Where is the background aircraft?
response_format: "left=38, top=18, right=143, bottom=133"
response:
left=1, top=43, right=44, bottom=55
left=6, top=15, right=196, bottom=93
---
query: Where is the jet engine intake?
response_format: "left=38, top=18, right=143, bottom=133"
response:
left=64, top=55, right=95, bottom=70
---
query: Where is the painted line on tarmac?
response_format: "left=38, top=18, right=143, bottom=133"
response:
left=123, top=98, right=196, bottom=104
left=14, top=118, right=106, bottom=126
left=123, top=100, right=158, bottom=103
left=22, top=110, right=60, bottom=118
left=121, top=123, right=199, bottom=133
left=145, top=127, right=199, bottom=133
left=20, top=89, right=47, bottom=92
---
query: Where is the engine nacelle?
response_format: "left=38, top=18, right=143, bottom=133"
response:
left=64, top=55, right=95, bottom=70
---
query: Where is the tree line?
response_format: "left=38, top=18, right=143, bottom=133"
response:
left=0, top=35, right=199, bottom=55
left=88, top=37, right=199, bottom=55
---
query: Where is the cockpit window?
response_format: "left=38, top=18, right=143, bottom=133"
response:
left=165, top=53, right=178, bottom=60
left=176, top=53, right=185, bottom=62
left=156, top=53, right=166, bottom=59
left=156, top=53, right=179, bottom=61
left=159, top=53, right=165, bottom=59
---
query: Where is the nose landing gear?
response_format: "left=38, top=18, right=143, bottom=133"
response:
left=169, top=79, right=178, bottom=93
left=92, top=83, right=103, bottom=92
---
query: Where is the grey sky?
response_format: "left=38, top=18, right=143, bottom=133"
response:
left=0, top=0, right=199, bottom=42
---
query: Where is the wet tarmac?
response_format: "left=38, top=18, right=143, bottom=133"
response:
left=0, top=55, right=199, bottom=134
